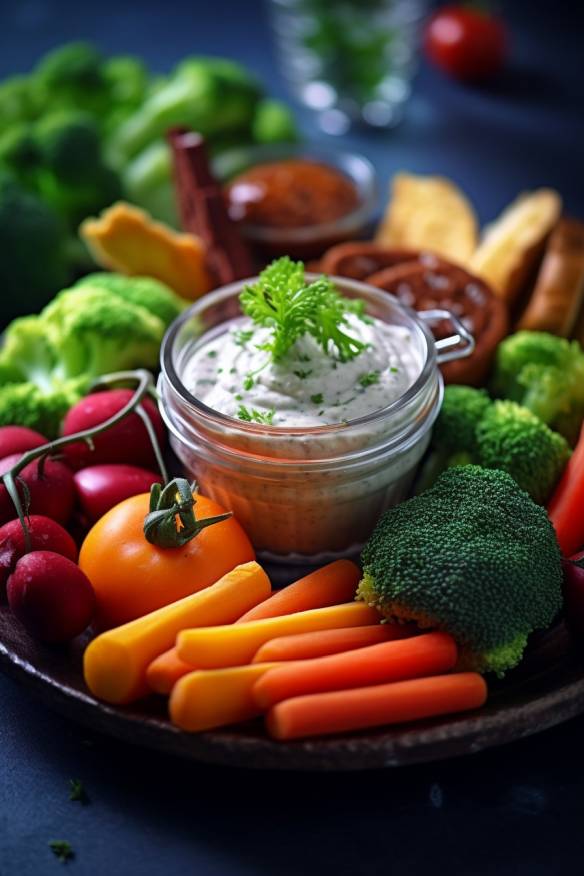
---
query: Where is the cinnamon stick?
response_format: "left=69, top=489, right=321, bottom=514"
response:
left=167, top=128, right=255, bottom=285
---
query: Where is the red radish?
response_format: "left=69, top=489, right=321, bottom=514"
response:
left=74, top=464, right=162, bottom=522
left=0, top=515, right=77, bottom=589
left=7, top=551, right=95, bottom=643
left=0, top=426, right=48, bottom=459
left=61, top=390, right=166, bottom=470
left=0, top=455, right=75, bottom=525
left=562, top=552, right=584, bottom=640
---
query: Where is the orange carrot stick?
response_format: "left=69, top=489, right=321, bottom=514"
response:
left=147, top=647, right=195, bottom=695
left=170, top=663, right=279, bottom=732
left=237, top=559, right=360, bottom=623
left=266, top=673, right=488, bottom=740
left=177, top=602, right=379, bottom=669
left=252, top=623, right=416, bottom=664
left=253, top=632, right=457, bottom=709
left=84, top=561, right=270, bottom=704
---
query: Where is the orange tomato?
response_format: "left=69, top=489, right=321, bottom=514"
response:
left=79, top=492, right=254, bottom=628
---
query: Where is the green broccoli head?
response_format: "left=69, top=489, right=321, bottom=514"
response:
left=433, top=385, right=492, bottom=454
left=34, top=111, right=103, bottom=185
left=33, top=42, right=109, bottom=116
left=476, top=400, right=571, bottom=504
left=0, top=315, right=58, bottom=389
left=491, top=331, right=584, bottom=445
left=0, top=174, right=69, bottom=322
left=75, top=272, right=186, bottom=327
left=252, top=99, right=298, bottom=144
left=42, top=285, right=165, bottom=379
left=0, top=125, right=41, bottom=187
left=359, top=465, right=563, bottom=677
left=0, top=76, right=39, bottom=126
left=0, top=378, right=88, bottom=438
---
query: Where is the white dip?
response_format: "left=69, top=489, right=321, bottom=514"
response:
left=184, top=313, right=422, bottom=428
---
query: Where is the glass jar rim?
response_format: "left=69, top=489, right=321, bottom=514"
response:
left=160, top=274, right=439, bottom=438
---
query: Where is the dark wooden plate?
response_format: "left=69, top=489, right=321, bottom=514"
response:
left=1, top=603, right=583, bottom=771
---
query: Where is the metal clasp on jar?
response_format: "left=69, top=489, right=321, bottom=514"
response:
left=418, top=309, right=475, bottom=364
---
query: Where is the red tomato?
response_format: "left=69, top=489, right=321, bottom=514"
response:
left=424, top=6, right=507, bottom=82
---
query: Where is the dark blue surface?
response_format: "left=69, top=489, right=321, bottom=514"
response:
left=1, top=2, right=584, bottom=873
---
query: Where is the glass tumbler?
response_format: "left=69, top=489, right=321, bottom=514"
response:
left=268, top=0, right=427, bottom=133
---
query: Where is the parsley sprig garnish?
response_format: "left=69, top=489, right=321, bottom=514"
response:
left=237, top=405, right=275, bottom=425
left=240, top=257, right=367, bottom=363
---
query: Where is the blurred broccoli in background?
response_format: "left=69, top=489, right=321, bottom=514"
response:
left=491, top=331, right=584, bottom=446
left=0, top=41, right=298, bottom=319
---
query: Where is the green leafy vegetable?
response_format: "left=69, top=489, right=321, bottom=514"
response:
left=240, top=257, right=367, bottom=363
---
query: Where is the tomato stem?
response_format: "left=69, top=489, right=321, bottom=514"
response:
left=143, top=477, right=232, bottom=548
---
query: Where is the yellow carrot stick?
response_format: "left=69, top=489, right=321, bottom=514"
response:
left=169, top=663, right=279, bottom=732
left=84, top=561, right=271, bottom=704
left=176, top=602, right=380, bottom=669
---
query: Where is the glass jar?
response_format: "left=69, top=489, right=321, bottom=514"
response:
left=267, top=0, right=427, bottom=134
left=158, top=277, right=473, bottom=565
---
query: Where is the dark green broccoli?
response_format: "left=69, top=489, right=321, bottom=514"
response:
left=491, top=331, right=584, bottom=446
left=359, top=466, right=563, bottom=676
left=0, top=174, right=69, bottom=322
left=75, top=273, right=186, bottom=327
left=476, top=401, right=571, bottom=505
left=0, top=76, right=39, bottom=125
left=418, top=385, right=571, bottom=503
left=33, top=42, right=109, bottom=117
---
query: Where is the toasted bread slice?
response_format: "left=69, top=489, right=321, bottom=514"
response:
left=470, top=189, right=562, bottom=304
left=517, top=218, right=584, bottom=336
left=375, top=172, right=478, bottom=265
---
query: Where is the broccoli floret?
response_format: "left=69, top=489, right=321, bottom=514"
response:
left=0, top=76, right=38, bottom=125
left=416, top=385, right=491, bottom=492
left=0, top=125, right=40, bottom=188
left=0, top=379, right=87, bottom=438
left=75, top=272, right=186, bottom=327
left=251, top=99, right=298, bottom=144
left=32, top=111, right=122, bottom=228
left=359, top=466, right=563, bottom=676
left=35, top=111, right=103, bottom=185
left=491, top=331, right=584, bottom=446
left=0, top=315, right=58, bottom=389
left=33, top=42, right=109, bottom=117
left=0, top=174, right=69, bottom=322
left=476, top=400, right=571, bottom=504
left=42, top=285, right=165, bottom=379
left=433, top=385, right=491, bottom=453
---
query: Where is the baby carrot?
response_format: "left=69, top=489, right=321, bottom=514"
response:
left=253, top=632, right=457, bottom=709
left=146, top=647, right=195, bottom=695
left=177, top=602, right=380, bottom=669
left=266, top=673, right=488, bottom=740
left=170, top=663, right=279, bottom=732
left=84, top=561, right=271, bottom=704
left=252, top=623, right=416, bottom=663
left=236, top=560, right=360, bottom=623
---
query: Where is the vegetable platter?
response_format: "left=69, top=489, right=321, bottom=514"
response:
left=1, top=44, right=584, bottom=767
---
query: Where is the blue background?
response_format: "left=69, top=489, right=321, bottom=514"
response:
left=1, top=1, right=583, bottom=873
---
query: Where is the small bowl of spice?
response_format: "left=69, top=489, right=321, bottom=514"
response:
left=216, top=144, right=377, bottom=259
